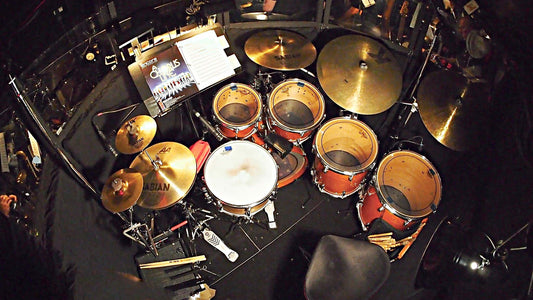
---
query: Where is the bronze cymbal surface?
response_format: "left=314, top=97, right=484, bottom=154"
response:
left=115, top=115, right=157, bottom=154
left=241, top=12, right=290, bottom=21
left=316, top=34, right=402, bottom=115
left=417, top=70, right=491, bottom=151
left=244, top=29, right=317, bottom=71
left=101, top=168, right=143, bottom=213
left=130, top=142, right=197, bottom=210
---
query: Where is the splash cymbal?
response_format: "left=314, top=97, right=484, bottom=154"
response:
left=101, top=168, right=143, bottom=213
left=316, top=34, right=402, bottom=115
left=417, top=70, right=491, bottom=151
left=115, top=115, right=157, bottom=154
left=244, top=29, right=317, bottom=71
left=129, top=142, right=197, bottom=210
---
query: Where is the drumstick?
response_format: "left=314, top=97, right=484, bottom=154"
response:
left=397, top=218, right=428, bottom=259
left=139, top=255, right=207, bottom=269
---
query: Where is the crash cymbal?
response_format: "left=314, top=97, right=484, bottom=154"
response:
left=316, top=34, right=402, bottom=115
left=417, top=70, right=491, bottom=151
left=101, top=168, right=143, bottom=213
left=115, top=115, right=157, bottom=154
left=244, top=29, right=317, bottom=71
left=129, top=142, right=196, bottom=210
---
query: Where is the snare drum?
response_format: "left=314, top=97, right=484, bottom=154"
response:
left=212, top=83, right=264, bottom=139
left=357, top=150, right=442, bottom=231
left=311, top=117, right=379, bottom=198
left=266, top=79, right=325, bottom=145
left=203, top=140, right=278, bottom=217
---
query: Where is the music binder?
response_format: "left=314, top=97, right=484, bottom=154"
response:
left=128, top=23, right=242, bottom=117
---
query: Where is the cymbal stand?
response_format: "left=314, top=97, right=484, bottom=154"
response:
left=251, top=70, right=285, bottom=96
left=119, top=206, right=159, bottom=256
left=395, top=25, right=441, bottom=133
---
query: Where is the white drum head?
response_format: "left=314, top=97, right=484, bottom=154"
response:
left=204, top=141, right=278, bottom=207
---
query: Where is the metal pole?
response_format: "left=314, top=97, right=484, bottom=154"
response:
left=8, top=75, right=99, bottom=199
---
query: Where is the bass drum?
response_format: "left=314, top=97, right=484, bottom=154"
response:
left=203, top=140, right=278, bottom=217
left=357, top=150, right=442, bottom=231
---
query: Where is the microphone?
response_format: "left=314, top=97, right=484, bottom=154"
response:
left=193, top=110, right=224, bottom=141
left=94, top=125, right=118, bottom=157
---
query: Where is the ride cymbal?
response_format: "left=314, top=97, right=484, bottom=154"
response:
left=316, top=34, right=402, bottom=115
left=101, top=168, right=143, bottom=213
left=130, top=142, right=197, bottom=210
left=417, top=70, right=491, bottom=151
left=115, top=115, right=157, bottom=154
left=244, top=29, right=317, bottom=71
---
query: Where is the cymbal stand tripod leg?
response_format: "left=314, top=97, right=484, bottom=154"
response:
left=120, top=207, right=159, bottom=256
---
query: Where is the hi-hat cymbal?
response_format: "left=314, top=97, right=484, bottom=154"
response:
left=316, top=34, right=402, bottom=115
left=417, top=70, right=491, bottom=152
left=115, top=115, right=157, bottom=154
left=101, top=168, right=143, bottom=213
left=129, top=142, right=196, bottom=210
left=244, top=29, right=317, bottom=71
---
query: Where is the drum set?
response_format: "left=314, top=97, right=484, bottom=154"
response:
left=97, top=27, right=483, bottom=261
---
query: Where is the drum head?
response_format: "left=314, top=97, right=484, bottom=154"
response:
left=204, top=141, right=278, bottom=207
left=314, top=117, right=378, bottom=173
left=376, top=150, right=442, bottom=219
left=213, top=83, right=262, bottom=127
left=268, top=79, right=325, bottom=131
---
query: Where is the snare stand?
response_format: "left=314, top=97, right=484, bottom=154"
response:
left=117, top=207, right=159, bottom=256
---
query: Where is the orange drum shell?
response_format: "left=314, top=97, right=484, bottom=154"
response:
left=219, top=199, right=269, bottom=217
left=359, top=186, right=418, bottom=231
left=217, top=120, right=263, bottom=139
left=268, top=116, right=314, bottom=144
left=312, top=157, right=366, bottom=198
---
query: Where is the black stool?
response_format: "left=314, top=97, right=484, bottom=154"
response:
left=304, top=235, right=390, bottom=300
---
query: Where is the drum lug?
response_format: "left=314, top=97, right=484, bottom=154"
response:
left=404, top=218, right=413, bottom=226
left=348, top=174, right=354, bottom=181
left=378, top=206, right=385, bottom=212
left=311, top=144, right=316, bottom=154
left=341, top=191, right=346, bottom=198
left=323, top=165, right=329, bottom=173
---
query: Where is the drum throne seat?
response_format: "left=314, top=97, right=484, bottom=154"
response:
left=304, top=235, right=390, bottom=300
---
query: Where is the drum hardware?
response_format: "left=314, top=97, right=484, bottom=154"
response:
left=244, top=29, right=317, bottom=71
left=192, top=110, right=224, bottom=141
left=316, top=34, right=402, bottom=115
left=264, top=201, right=277, bottom=229
left=250, top=70, right=286, bottom=95
left=123, top=222, right=159, bottom=256
left=181, top=203, right=239, bottom=263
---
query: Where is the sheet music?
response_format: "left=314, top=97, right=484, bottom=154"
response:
left=0, top=132, right=9, bottom=173
left=176, top=30, right=235, bottom=90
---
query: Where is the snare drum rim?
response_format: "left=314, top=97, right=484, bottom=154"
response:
left=267, top=79, right=326, bottom=133
left=212, top=83, right=263, bottom=130
left=374, top=150, right=442, bottom=220
left=203, top=140, right=279, bottom=209
left=313, top=117, right=379, bottom=175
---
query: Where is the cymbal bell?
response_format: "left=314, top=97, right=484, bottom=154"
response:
left=115, top=115, right=157, bottom=154
left=129, top=142, right=197, bottom=210
left=417, top=70, right=491, bottom=151
left=316, top=34, right=402, bottom=115
left=244, top=29, right=317, bottom=71
left=101, top=168, right=143, bottom=213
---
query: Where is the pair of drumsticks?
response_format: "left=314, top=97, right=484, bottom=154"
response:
left=367, top=218, right=428, bottom=260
